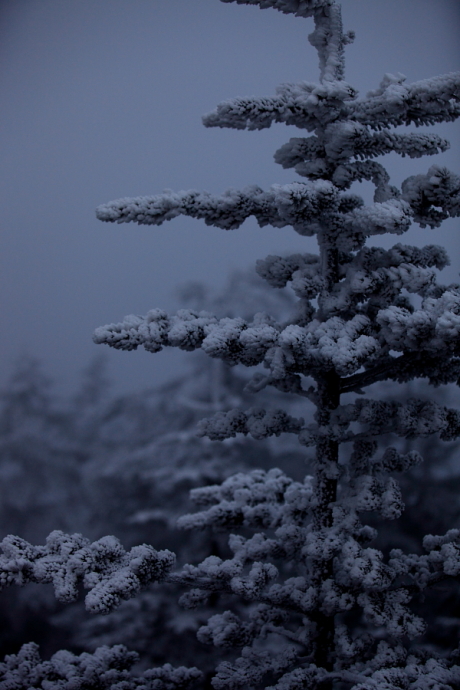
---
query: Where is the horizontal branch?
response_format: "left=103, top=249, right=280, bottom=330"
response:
left=339, top=353, right=418, bottom=393
left=0, top=531, right=175, bottom=614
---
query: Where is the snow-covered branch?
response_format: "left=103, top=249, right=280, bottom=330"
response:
left=0, top=530, right=175, bottom=614
left=0, top=643, right=202, bottom=690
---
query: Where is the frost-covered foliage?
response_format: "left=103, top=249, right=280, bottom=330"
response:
left=0, top=530, right=175, bottom=615
left=3, top=1, right=460, bottom=689
left=0, top=642, right=201, bottom=690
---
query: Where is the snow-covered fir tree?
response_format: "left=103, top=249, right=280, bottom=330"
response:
left=2, top=0, right=460, bottom=688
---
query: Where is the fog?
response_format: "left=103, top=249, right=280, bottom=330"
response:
left=1, top=0, right=459, bottom=395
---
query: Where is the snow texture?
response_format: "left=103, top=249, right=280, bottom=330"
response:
left=5, top=1, right=460, bottom=688
left=0, top=643, right=202, bottom=690
left=0, top=530, right=175, bottom=614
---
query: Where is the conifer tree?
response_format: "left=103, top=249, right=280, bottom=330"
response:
left=2, top=1, right=460, bottom=688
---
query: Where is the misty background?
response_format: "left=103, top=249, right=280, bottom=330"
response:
left=1, top=0, right=459, bottom=395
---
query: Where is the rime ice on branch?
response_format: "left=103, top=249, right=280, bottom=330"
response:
left=0, top=530, right=175, bottom=615
left=4, top=1, right=460, bottom=689
left=0, top=643, right=202, bottom=690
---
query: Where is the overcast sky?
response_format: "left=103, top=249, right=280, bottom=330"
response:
left=1, top=0, right=459, bottom=396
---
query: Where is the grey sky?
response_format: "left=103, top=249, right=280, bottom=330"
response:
left=1, top=0, right=459, bottom=395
